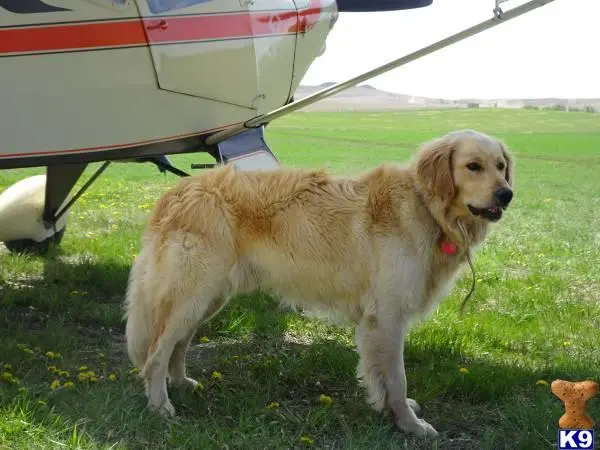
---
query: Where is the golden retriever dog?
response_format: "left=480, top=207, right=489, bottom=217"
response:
left=124, top=129, right=514, bottom=438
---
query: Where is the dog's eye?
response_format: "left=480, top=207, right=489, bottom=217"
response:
left=466, top=162, right=482, bottom=172
left=497, top=162, right=505, bottom=171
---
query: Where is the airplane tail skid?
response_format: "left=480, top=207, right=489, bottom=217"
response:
left=205, top=0, right=558, bottom=146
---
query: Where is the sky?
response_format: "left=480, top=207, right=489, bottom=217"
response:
left=301, top=0, right=600, bottom=99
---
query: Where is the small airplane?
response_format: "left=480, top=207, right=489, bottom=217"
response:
left=0, top=0, right=556, bottom=254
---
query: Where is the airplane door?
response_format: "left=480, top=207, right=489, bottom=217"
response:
left=136, top=0, right=299, bottom=114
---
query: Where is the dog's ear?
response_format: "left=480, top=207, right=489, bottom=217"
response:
left=415, top=136, right=456, bottom=203
left=499, top=141, right=514, bottom=187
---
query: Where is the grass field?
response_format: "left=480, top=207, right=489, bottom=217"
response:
left=1, top=109, right=599, bottom=449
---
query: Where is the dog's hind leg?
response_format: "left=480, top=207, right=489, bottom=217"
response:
left=355, top=312, right=438, bottom=439
left=167, top=330, right=197, bottom=389
left=167, top=296, right=230, bottom=389
left=140, top=238, right=232, bottom=417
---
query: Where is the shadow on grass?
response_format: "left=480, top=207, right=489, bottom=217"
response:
left=1, top=254, right=596, bottom=450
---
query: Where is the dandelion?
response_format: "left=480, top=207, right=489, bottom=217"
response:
left=50, top=379, right=61, bottom=390
left=536, top=380, right=548, bottom=386
left=319, top=394, right=333, bottom=406
left=299, top=436, right=314, bottom=445
left=3, top=364, right=12, bottom=371
left=562, top=341, right=570, bottom=347
left=89, top=375, right=98, bottom=383
left=78, top=365, right=88, bottom=371
left=108, top=373, right=117, bottom=382
left=58, top=370, right=70, bottom=378
left=77, top=372, right=88, bottom=382
left=211, top=371, right=223, bottom=381
left=45, top=351, right=62, bottom=360
left=64, top=381, right=75, bottom=389
left=128, top=367, right=140, bottom=375
left=193, top=382, right=205, bottom=392
left=266, top=402, right=280, bottom=409
left=47, top=366, right=58, bottom=374
left=199, top=336, right=210, bottom=343
left=17, top=344, right=35, bottom=356
left=459, top=367, right=470, bottom=375
left=2, top=371, right=18, bottom=384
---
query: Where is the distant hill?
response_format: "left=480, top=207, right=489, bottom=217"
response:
left=294, top=83, right=600, bottom=112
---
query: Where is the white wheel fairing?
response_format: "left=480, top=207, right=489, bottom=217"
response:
left=0, top=175, right=71, bottom=243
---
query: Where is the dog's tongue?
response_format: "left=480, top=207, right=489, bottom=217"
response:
left=488, top=207, right=499, bottom=214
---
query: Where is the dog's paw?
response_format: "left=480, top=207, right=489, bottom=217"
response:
left=148, top=399, right=176, bottom=418
left=396, top=417, right=438, bottom=439
left=406, top=398, right=421, bottom=415
left=183, top=377, right=200, bottom=390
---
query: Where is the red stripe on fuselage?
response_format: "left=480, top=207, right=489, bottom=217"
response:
left=0, top=0, right=324, bottom=55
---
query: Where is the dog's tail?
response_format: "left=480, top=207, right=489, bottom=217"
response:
left=123, top=248, right=154, bottom=370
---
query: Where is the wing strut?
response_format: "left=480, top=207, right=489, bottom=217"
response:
left=205, top=0, right=557, bottom=146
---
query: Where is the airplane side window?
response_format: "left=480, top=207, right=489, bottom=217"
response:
left=146, top=0, right=213, bottom=14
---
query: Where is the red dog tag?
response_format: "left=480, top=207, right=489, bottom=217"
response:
left=440, top=241, right=457, bottom=255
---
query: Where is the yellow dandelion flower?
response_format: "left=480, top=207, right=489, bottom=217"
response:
left=459, top=368, right=469, bottom=375
left=18, top=387, right=28, bottom=394
left=536, top=380, right=548, bottom=386
left=89, top=376, right=98, bottom=383
left=128, top=367, right=140, bottom=375
left=266, top=401, right=280, bottom=409
left=78, top=365, right=88, bottom=371
left=211, top=371, right=222, bottom=381
left=85, top=371, right=95, bottom=377
left=45, top=351, right=62, bottom=360
left=562, top=341, right=570, bottom=347
left=3, top=364, right=12, bottom=371
left=47, top=366, right=58, bottom=373
left=319, top=394, right=333, bottom=406
left=77, top=373, right=88, bottom=382
left=50, top=379, right=60, bottom=390
left=108, top=373, right=117, bottom=382
left=64, top=381, right=75, bottom=389
left=58, top=370, right=70, bottom=378
left=1, top=372, right=11, bottom=381
left=193, top=382, right=205, bottom=392
left=199, top=336, right=210, bottom=343
left=23, top=348, right=35, bottom=355
left=299, top=436, right=314, bottom=445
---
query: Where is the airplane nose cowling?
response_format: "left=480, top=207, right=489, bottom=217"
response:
left=336, top=0, right=433, bottom=12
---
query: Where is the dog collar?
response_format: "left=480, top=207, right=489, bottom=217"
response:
left=440, top=240, right=457, bottom=255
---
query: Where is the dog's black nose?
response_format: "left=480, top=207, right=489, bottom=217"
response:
left=494, top=187, right=513, bottom=207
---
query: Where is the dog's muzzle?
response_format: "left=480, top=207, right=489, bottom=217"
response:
left=468, top=188, right=513, bottom=222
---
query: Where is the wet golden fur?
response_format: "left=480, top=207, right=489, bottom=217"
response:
left=124, top=129, right=514, bottom=438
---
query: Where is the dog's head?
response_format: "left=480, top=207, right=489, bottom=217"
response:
left=414, top=130, right=514, bottom=223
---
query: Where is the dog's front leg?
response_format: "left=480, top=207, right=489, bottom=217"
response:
left=355, top=314, right=438, bottom=439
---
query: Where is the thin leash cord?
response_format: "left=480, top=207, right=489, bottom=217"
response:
left=457, top=222, right=477, bottom=315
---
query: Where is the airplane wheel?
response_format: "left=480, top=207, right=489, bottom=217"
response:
left=3, top=226, right=66, bottom=255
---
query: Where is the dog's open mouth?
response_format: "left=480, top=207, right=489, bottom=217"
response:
left=468, top=205, right=504, bottom=222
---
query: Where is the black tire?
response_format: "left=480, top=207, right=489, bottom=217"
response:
left=3, top=226, right=66, bottom=255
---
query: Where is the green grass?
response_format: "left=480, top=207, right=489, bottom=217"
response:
left=1, top=108, right=599, bottom=449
